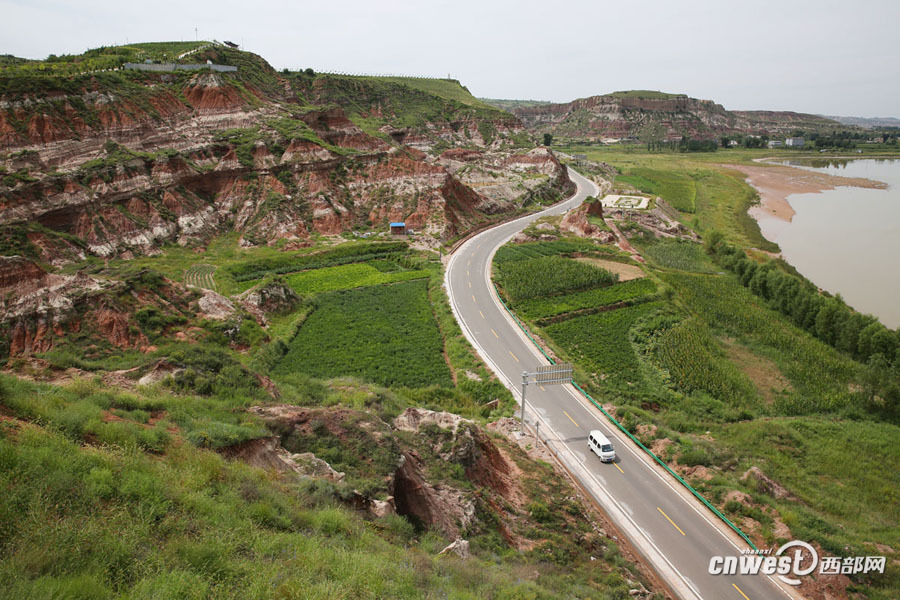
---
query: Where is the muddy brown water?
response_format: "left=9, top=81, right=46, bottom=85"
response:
left=752, top=158, right=900, bottom=328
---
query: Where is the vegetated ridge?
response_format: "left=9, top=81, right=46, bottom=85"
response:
left=509, top=90, right=847, bottom=141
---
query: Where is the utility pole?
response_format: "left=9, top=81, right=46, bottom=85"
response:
left=195, top=27, right=198, bottom=41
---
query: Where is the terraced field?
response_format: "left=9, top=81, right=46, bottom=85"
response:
left=184, top=264, right=217, bottom=292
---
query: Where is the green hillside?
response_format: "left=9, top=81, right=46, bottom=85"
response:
left=481, top=98, right=553, bottom=112
left=607, top=90, right=688, bottom=100
left=350, top=76, right=494, bottom=109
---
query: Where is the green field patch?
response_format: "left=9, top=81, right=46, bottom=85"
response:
left=514, top=278, right=658, bottom=321
left=495, top=256, right=618, bottom=302
left=616, top=167, right=696, bottom=213
left=226, top=241, right=408, bottom=282
left=493, top=239, right=601, bottom=264
left=276, top=280, right=452, bottom=388
left=283, top=262, right=429, bottom=294
left=638, top=239, right=717, bottom=273
left=544, top=302, right=663, bottom=389
left=661, top=272, right=862, bottom=413
left=718, top=417, right=900, bottom=558
left=654, top=318, right=759, bottom=406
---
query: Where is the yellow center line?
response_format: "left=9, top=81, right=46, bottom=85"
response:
left=479, top=310, right=485, bottom=319
left=563, top=410, right=579, bottom=428
left=466, top=270, right=469, bottom=276
left=732, top=583, right=750, bottom=600
left=468, top=281, right=472, bottom=288
left=614, top=462, right=624, bottom=474
left=472, top=295, right=476, bottom=303
left=539, top=385, right=545, bottom=391
left=509, top=351, right=519, bottom=362
left=657, top=507, right=686, bottom=536
left=490, top=328, right=499, bottom=338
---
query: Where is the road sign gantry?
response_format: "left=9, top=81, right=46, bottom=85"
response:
left=520, top=363, right=574, bottom=423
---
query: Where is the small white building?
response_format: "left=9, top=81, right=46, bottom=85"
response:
left=785, top=137, right=805, bottom=147
left=767, top=140, right=784, bottom=148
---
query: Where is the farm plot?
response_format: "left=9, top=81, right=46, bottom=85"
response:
left=515, top=278, right=658, bottom=321
left=284, top=262, right=430, bottom=294
left=637, top=239, right=717, bottom=273
left=495, top=255, right=617, bottom=302
left=276, top=280, right=453, bottom=388
left=616, top=167, right=696, bottom=213
left=661, top=272, right=861, bottom=412
left=654, top=317, right=758, bottom=406
left=226, top=241, right=408, bottom=282
left=184, top=264, right=217, bottom=291
left=493, top=239, right=601, bottom=264
left=543, top=301, right=663, bottom=389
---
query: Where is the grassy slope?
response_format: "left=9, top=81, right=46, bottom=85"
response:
left=352, top=76, right=493, bottom=109
left=0, top=374, right=651, bottom=600
left=292, top=73, right=514, bottom=141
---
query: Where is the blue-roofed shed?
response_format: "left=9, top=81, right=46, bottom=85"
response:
left=390, top=222, right=407, bottom=235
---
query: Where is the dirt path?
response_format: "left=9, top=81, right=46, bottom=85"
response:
left=574, top=257, right=645, bottom=281
left=606, top=221, right=646, bottom=263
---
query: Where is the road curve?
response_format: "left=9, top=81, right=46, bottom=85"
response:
left=445, top=168, right=795, bottom=600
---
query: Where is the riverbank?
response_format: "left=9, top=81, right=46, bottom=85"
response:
left=725, top=161, right=888, bottom=221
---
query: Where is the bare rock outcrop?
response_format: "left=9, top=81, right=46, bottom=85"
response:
left=560, top=201, right=616, bottom=243
left=393, top=406, right=472, bottom=436
left=390, top=451, right=475, bottom=539
left=197, top=289, right=236, bottom=320
left=741, top=466, right=791, bottom=499
left=439, top=538, right=471, bottom=559
left=239, top=280, right=301, bottom=318
left=220, top=436, right=345, bottom=482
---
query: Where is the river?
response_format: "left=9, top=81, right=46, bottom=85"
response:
left=753, top=157, right=900, bottom=329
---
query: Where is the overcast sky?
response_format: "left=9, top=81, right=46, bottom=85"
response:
left=2, top=0, right=898, bottom=117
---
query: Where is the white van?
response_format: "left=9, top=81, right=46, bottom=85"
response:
left=588, top=430, right=616, bottom=462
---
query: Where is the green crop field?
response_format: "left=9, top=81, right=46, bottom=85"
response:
left=654, top=317, right=759, bottom=406
left=275, top=280, right=452, bottom=388
left=514, top=278, right=658, bottom=321
left=495, top=255, right=617, bottom=302
left=616, top=167, right=697, bottom=213
left=493, top=239, right=600, bottom=264
left=637, top=239, right=717, bottom=273
left=283, top=262, right=429, bottom=294
left=226, top=241, right=408, bottom=282
left=544, top=301, right=663, bottom=389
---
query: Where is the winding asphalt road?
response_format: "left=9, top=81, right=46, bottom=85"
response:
left=445, top=168, right=796, bottom=600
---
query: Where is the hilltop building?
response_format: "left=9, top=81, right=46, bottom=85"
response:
left=785, top=137, right=805, bottom=147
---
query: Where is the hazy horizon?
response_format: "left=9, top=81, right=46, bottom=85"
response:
left=2, top=0, right=897, bottom=118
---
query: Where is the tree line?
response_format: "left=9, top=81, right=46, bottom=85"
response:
left=706, top=232, right=900, bottom=414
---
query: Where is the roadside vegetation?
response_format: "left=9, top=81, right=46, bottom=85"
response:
left=492, top=147, right=900, bottom=598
